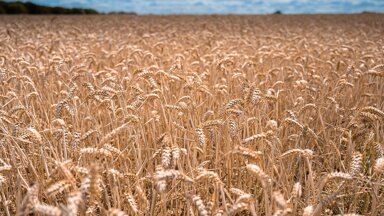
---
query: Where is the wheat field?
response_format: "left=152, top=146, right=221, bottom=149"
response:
left=0, top=14, right=383, bottom=215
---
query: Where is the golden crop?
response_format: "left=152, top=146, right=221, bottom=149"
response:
left=0, top=14, right=383, bottom=215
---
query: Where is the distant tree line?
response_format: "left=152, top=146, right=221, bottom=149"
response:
left=0, top=1, right=99, bottom=14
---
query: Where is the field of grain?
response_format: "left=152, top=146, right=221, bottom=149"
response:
left=0, top=14, right=383, bottom=215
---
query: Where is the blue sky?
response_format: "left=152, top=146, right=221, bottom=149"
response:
left=6, top=0, right=384, bottom=14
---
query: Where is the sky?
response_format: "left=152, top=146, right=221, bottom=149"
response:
left=6, top=0, right=384, bottom=14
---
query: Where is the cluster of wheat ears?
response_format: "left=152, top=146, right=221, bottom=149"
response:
left=0, top=14, right=383, bottom=215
